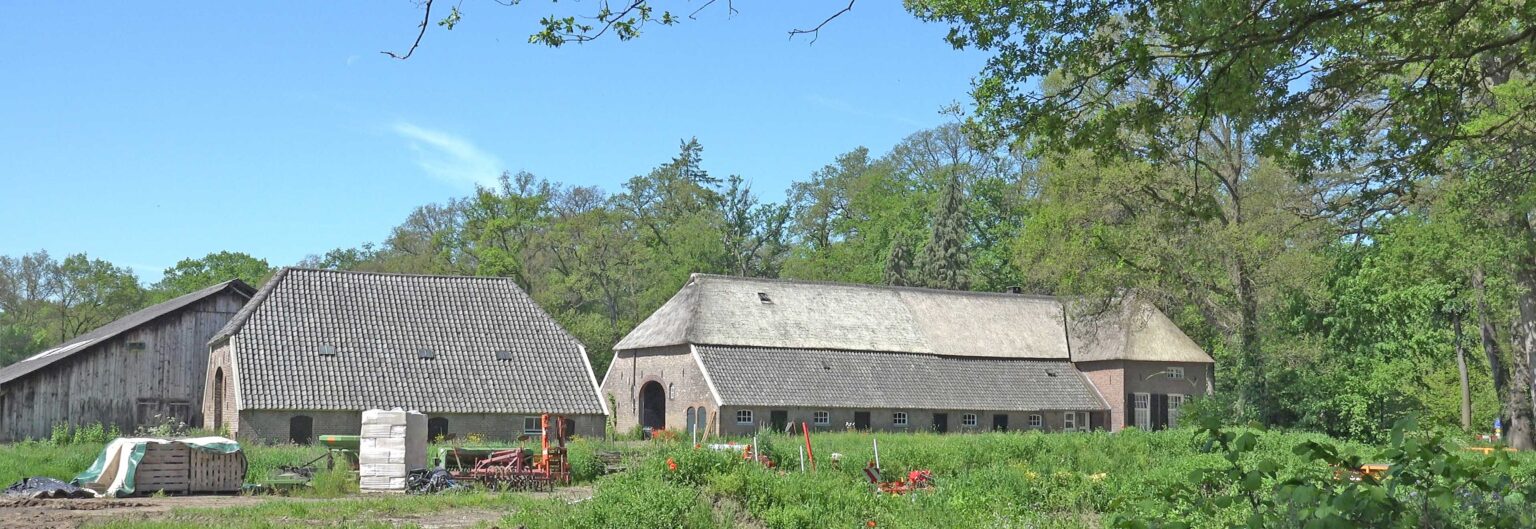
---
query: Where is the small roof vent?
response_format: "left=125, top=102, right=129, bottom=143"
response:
left=417, top=348, right=435, bottom=359
left=495, top=350, right=514, bottom=361
left=1005, top=286, right=1023, bottom=294
left=318, top=345, right=336, bottom=356
left=758, top=292, right=772, bottom=304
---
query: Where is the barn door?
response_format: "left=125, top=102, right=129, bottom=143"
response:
left=853, top=411, right=871, bottom=430
left=770, top=410, right=788, bottom=432
left=932, top=413, right=949, bottom=433
left=289, top=415, right=314, bottom=445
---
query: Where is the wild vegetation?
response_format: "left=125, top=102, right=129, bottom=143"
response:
left=10, top=421, right=1525, bottom=528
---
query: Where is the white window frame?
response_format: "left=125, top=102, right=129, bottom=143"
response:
left=892, top=412, right=909, bottom=427
left=813, top=411, right=830, bottom=425
left=736, top=410, right=754, bottom=425
left=1169, top=394, right=1185, bottom=428
left=1169, top=367, right=1185, bottom=380
left=961, top=413, right=978, bottom=427
left=523, top=416, right=542, bottom=436
left=1027, top=414, right=1043, bottom=428
left=1133, top=393, right=1151, bottom=429
left=1064, top=411, right=1077, bottom=431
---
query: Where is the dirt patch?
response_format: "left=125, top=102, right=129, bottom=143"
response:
left=0, top=495, right=269, bottom=528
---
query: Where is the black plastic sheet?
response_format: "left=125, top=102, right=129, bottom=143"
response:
left=4, top=477, right=92, bottom=499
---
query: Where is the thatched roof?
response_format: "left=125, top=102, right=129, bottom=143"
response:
left=616, top=274, right=1213, bottom=364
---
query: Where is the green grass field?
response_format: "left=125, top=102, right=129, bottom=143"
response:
left=6, top=426, right=1536, bottom=528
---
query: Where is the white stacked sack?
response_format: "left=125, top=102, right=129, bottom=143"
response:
left=358, top=408, right=427, bottom=492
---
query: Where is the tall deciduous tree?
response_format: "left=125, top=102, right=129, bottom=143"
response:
left=154, top=251, right=273, bottom=301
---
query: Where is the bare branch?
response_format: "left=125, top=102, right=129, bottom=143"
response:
left=383, top=0, right=434, bottom=60
left=789, top=0, right=855, bottom=44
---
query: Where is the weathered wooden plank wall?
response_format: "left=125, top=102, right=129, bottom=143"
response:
left=0, top=291, right=247, bottom=441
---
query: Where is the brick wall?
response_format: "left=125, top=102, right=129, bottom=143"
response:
left=201, top=340, right=239, bottom=433
left=236, top=410, right=605, bottom=443
left=713, top=406, right=1098, bottom=436
left=1076, top=361, right=1126, bottom=431
left=600, top=344, right=719, bottom=435
left=1076, top=360, right=1213, bottom=431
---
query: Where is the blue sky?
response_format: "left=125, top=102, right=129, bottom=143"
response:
left=0, top=2, right=986, bottom=282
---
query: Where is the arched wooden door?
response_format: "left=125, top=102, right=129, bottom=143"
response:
left=212, top=368, right=225, bottom=430
left=639, top=381, right=666, bottom=430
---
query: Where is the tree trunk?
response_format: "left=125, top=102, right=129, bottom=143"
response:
left=1475, top=268, right=1509, bottom=402
left=1455, top=310, right=1472, bottom=430
left=1511, top=220, right=1536, bottom=450
left=1233, top=256, right=1262, bottom=422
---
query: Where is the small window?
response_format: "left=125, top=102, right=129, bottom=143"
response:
left=813, top=411, right=830, bottom=425
left=892, top=412, right=908, bottom=427
left=1064, top=412, right=1077, bottom=431
left=167, top=402, right=192, bottom=423
left=524, top=416, right=543, bottom=436
left=757, top=292, right=772, bottom=304
left=418, top=348, right=435, bottom=359
left=318, top=345, right=336, bottom=356
left=669, top=383, right=676, bottom=400
left=1134, top=393, right=1151, bottom=429
left=1028, top=414, right=1043, bottom=428
left=1169, top=394, right=1186, bottom=428
left=495, top=350, right=513, bottom=360
left=428, top=417, right=450, bottom=441
left=961, top=413, right=978, bottom=427
left=127, top=341, right=147, bottom=351
left=736, top=410, right=754, bottom=425
left=1169, top=367, right=1185, bottom=380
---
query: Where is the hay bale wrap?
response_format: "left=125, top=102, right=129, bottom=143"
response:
left=73, top=437, right=245, bottom=497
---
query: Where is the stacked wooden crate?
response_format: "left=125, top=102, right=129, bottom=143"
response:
left=359, top=409, right=427, bottom=492
left=133, top=442, right=246, bottom=495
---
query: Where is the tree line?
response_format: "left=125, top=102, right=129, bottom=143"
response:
left=7, top=117, right=1526, bottom=445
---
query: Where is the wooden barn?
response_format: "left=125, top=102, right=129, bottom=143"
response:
left=0, top=280, right=255, bottom=441
left=203, top=268, right=608, bottom=443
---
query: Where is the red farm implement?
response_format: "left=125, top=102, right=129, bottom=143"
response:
left=436, top=414, right=573, bottom=491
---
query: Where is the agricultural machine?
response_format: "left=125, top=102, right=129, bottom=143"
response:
left=435, top=414, right=572, bottom=491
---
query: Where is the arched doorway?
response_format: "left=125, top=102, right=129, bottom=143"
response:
left=289, top=415, right=313, bottom=445
left=639, top=381, right=666, bottom=430
left=685, top=407, right=696, bottom=436
left=212, top=368, right=224, bottom=430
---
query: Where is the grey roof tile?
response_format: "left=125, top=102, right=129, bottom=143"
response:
left=225, top=268, right=605, bottom=415
left=696, top=345, right=1107, bottom=411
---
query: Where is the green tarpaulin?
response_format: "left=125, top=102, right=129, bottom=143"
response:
left=73, top=436, right=241, bottom=497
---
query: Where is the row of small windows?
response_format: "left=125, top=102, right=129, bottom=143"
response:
left=734, top=410, right=1053, bottom=429
left=286, top=415, right=553, bottom=445
left=313, top=345, right=518, bottom=360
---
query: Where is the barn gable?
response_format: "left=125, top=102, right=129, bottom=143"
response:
left=0, top=280, right=254, bottom=441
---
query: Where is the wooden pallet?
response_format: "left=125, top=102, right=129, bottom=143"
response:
left=133, top=442, right=247, bottom=495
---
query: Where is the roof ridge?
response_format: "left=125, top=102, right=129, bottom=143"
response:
left=208, top=268, right=292, bottom=344
left=692, top=343, right=1077, bottom=363
left=689, top=273, right=1062, bottom=301
left=283, top=267, right=517, bottom=281
left=1, top=279, right=254, bottom=385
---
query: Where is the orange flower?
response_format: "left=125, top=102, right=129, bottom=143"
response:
left=667, top=458, right=678, bottom=471
left=867, top=521, right=877, bottom=527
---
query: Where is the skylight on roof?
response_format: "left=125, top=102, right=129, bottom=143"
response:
left=318, top=345, right=336, bottom=356
left=495, top=350, right=513, bottom=361
left=758, top=292, right=772, bottom=304
left=417, top=348, right=435, bottom=359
